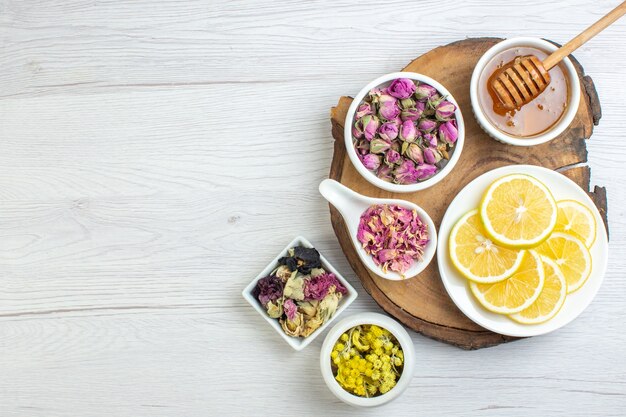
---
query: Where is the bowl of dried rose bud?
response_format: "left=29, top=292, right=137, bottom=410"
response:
left=320, top=312, right=416, bottom=407
left=346, top=72, right=464, bottom=193
left=242, top=236, right=358, bottom=351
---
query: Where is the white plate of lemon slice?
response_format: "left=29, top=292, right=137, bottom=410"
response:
left=437, top=164, right=608, bottom=337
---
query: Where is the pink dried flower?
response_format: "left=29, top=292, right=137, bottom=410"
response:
left=435, top=100, right=456, bottom=121
left=393, top=159, right=419, bottom=184
left=304, top=272, right=347, bottom=301
left=356, top=103, right=373, bottom=119
left=284, top=298, right=297, bottom=321
left=416, top=164, right=438, bottom=180
left=378, top=123, right=399, bottom=141
left=399, top=120, right=417, bottom=142
left=361, top=115, right=380, bottom=141
left=439, top=120, right=458, bottom=144
left=414, top=83, right=437, bottom=100
left=378, top=99, right=401, bottom=121
left=357, top=204, right=430, bottom=275
left=385, top=149, right=401, bottom=165
left=387, top=78, right=416, bottom=99
left=362, top=153, right=382, bottom=171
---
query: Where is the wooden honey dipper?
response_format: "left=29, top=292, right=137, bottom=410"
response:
left=490, top=1, right=626, bottom=113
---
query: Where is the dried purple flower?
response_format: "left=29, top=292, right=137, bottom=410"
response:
left=283, top=298, right=297, bottom=321
left=418, top=119, right=437, bottom=133
left=361, top=115, right=380, bottom=141
left=304, top=272, right=347, bottom=301
left=393, top=159, right=419, bottom=184
left=253, top=275, right=284, bottom=307
left=416, top=164, right=438, bottom=180
left=439, top=120, right=458, bottom=144
left=356, top=103, right=373, bottom=119
left=385, top=149, right=401, bottom=165
left=406, top=143, right=424, bottom=164
left=435, top=100, right=456, bottom=121
left=370, top=138, right=391, bottom=154
left=387, top=78, right=416, bottom=99
left=378, top=122, right=399, bottom=141
left=362, top=153, right=382, bottom=171
left=414, top=83, right=437, bottom=100
left=378, top=99, right=401, bottom=121
left=399, top=120, right=417, bottom=142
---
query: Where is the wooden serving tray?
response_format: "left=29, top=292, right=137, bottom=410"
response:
left=328, top=37, right=608, bottom=350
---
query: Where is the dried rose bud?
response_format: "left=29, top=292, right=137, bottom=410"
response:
left=361, top=115, right=380, bottom=141
left=390, top=140, right=400, bottom=152
left=387, top=78, right=416, bottom=99
left=362, top=153, right=382, bottom=170
left=401, top=105, right=424, bottom=122
left=414, top=83, right=437, bottom=100
left=435, top=100, right=456, bottom=121
left=399, top=120, right=418, bottom=142
left=400, top=98, right=416, bottom=109
left=423, top=132, right=438, bottom=147
left=377, top=164, right=393, bottom=182
left=416, top=164, right=438, bottom=180
left=356, top=103, right=373, bottom=119
left=370, top=138, right=391, bottom=154
left=385, top=149, right=401, bottom=165
left=353, top=118, right=364, bottom=139
left=355, top=139, right=370, bottom=155
left=378, top=122, right=399, bottom=141
left=393, top=159, right=419, bottom=184
left=379, top=99, right=401, bottom=121
left=418, top=119, right=437, bottom=133
left=406, top=143, right=424, bottom=164
left=423, top=148, right=443, bottom=164
left=439, top=120, right=458, bottom=144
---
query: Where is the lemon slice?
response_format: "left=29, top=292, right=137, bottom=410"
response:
left=554, top=200, right=597, bottom=248
left=535, top=232, right=592, bottom=293
left=509, top=256, right=567, bottom=324
left=449, top=209, right=525, bottom=283
left=480, top=174, right=557, bottom=248
left=469, top=250, right=545, bottom=314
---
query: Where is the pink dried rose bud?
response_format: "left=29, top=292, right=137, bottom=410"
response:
left=356, top=103, right=373, bottom=119
left=376, top=164, right=393, bottom=182
left=378, top=99, right=401, bottom=121
left=354, top=139, right=370, bottom=155
left=400, top=98, right=416, bottom=109
left=370, top=138, right=391, bottom=154
left=439, top=120, right=458, bottom=144
left=378, top=122, right=399, bottom=141
left=399, top=120, right=418, bottom=142
left=385, top=149, right=401, bottom=165
left=418, top=119, right=437, bottom=133
left=423, top=148, right=442, bottom=164
left=361, top=153, right=382, bottom=171
left=422, top=132, right=438, bottom=148
left=361, top=115, right=380, bottom=141
left=435, top=100, right=456, bottom=121
left=387, top=78, right=416, bottom=99
left=414, top=83, right=437, bottom=100
left=393, top=159, right=419, bottom=184
left=416, top=164, right=438, bottom=180
left=353, top=118, right=364, bottom=139
left=401, top=105, right=424, bottom=122
left=406, top=143, right=424, bottom=164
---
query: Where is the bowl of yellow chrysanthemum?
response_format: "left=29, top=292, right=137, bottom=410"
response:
left=320, top=312, right=416, bottom=407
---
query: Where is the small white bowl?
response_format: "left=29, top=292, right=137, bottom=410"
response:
left=242, top=236, right=358, bottom=351
left=319, top=179, right=437, bottom=281
left=470, top=37, right=581, bottom=146
left=345, top=71, right=465, bottom=193
left=320, top=313, right=416, bottom=407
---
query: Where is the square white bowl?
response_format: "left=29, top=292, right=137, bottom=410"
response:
left=242, top=236, right=358, bottom=351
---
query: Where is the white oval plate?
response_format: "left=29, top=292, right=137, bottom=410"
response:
left=436, top=165, right=608, bottom=337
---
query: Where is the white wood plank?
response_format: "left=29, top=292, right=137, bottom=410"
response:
left=1, top=0, right=625, bottom=415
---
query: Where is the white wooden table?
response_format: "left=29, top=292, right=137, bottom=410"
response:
left=1, top=1, right=625, bottom=415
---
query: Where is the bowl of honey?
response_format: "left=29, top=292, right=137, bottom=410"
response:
left=470, top=37, right=581, bottom=146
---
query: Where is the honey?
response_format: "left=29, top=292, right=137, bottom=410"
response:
left=479, top=46, right=569, bottom=137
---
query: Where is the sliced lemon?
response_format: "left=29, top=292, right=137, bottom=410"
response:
left=469, top=250, right=545, bottom=314
left=554, top=200, right=597, bottom=248
left=480, top=174, right=557, bottom=248
left=449, top=209, right=525, bottom=283
left=509, top=256, right=567, bottom=324
left=535, top=232, right=592, bottom=293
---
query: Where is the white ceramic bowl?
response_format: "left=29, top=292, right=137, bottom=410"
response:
left=320, top=313, right=416, bottom=407
left=345, top=72, right=465, bottom=193
left=437, top=165, right=608, bottom=337
left=319, top=179, right=437, bottom=281
left=470, top=37, right=581, bottom=146
left=242, top=236, right=358, bottom=351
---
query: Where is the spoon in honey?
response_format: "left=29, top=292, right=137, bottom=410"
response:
left=490, top=1, right=626, bottom=113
